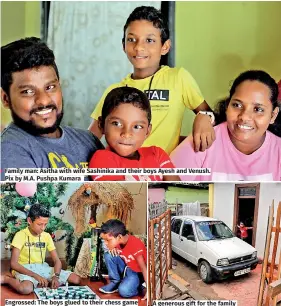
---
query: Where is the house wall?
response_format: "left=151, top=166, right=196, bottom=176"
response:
left=148, top=188, right=166, bottom=204
left=176, top=1, right=281, bottom=136
left=256, top=183, right=281, bottom=261
left=213, top=183, right=235, bottom=228
left=213, top=183, right=281, bottom=259
left=165, top=186, right=209, bottom=204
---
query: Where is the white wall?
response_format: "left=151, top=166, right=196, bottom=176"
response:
left=256, top=183, right=281, bottom=260
left=213, top=182, right=281, bottom=259
left=213, top=183, right=235, bottom=229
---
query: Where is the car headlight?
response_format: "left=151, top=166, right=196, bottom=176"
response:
left=217, top=258, right=229, bottom=266
left=251, top=251, right=257, bottom=259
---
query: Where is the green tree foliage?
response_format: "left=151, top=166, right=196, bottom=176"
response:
left=0, top=183, right=74, bottom=243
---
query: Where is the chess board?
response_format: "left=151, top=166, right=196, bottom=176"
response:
left=34, top=285, right=100, bottom=300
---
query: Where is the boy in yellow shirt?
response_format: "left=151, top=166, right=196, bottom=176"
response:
left=89, top=6, right=215, bottom=154
left=1, top=204, right=80, bottom=294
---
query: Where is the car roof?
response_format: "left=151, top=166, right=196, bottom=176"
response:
left=172, top=215, right=219, bottom=222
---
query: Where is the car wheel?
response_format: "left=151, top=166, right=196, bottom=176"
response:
left=198, top=261, right=213, bottom=283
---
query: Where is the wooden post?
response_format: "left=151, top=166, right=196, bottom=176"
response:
left=272, top=249, right=281, bottom=306
left=271, top=201, right=281, bottom=306
left=150, top=218, right=156, bottom=301
left=158, top=217, right=163, bottom=298
left=164, top=211, right=168, bottom=275
left=269, top=279, right=281, bottom=301
left=257, top=202, right=274, bottom=306
left=148, top=222, right=152, bottom=305
left=168, top=209, right=172, bottom=269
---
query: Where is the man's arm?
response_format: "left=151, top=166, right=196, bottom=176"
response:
left=135, top=255, right=147, bottom=300
left=10, top=247, right=49, bottom=287
left=88, top=120, right=103, bottom=139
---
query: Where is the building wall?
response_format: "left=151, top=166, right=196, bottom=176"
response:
left=165, top=186, right=209, bottom=204
left=255, top=183, right=281, bottom=261
left=213, top=183, right=281, bottom=259
left=148, top=188, right=165, bottom=204
left=213, top=183, right=235, bottom=229
left=176, top=1, right=281, bottom=136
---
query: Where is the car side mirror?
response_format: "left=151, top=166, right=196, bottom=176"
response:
left=187, top=234, right=196, bottom=242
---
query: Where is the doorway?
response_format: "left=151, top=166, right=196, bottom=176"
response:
left=233, top=183, right=260, bottom=246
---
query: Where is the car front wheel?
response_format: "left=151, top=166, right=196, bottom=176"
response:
left=198, top=260, right=213, bottom=283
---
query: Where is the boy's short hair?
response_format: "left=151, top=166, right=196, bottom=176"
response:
left=100, top=86, right=152, bottom=128
left=100, top=219, right=128, bottom=237
left=1, top=37, right=59, bottom=97
left=28, top=204, right=51, bottom=222
left=122, top=6, right=170, bottom=46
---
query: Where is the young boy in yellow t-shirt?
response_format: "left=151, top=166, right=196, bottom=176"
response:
left=0, top=204, right=80, bottom=294
left=89, top=6, right=215, bottom=154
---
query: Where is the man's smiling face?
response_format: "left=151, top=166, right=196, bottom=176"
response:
left=2, top=65, right=63, bottom=137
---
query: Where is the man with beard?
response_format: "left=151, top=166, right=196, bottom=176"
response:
left=1, top=37, right=104, bottom=178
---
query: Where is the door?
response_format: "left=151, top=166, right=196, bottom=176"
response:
left=233, top=184, right=260, bottom=246
left=171, top=218, right=183, bottom=255
left=179, top=220, right=197, bottom=265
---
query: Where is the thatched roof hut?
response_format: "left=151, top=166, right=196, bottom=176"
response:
left=68, top=183, right=134, bottom=235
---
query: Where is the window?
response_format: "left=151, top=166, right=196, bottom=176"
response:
left=182, top=222, right=194, bottom=238
left=171, top=219, right=182, bottom=234
left=238, top=187, right=256, bottom=197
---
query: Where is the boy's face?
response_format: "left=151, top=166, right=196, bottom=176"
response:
left=1, top=65, right=63, bottom=136
left=100, top=233, right=122, bottom=250
left=124, top=20, right=170, bottom=74
left=28, top=216, right=49, bottom=236
left=101, top=103, right=152, bottom=158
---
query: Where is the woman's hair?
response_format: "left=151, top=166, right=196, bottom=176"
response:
left=122, top=6, right=170, bottom=47
left=214, top=70, right=281, bottom=137
left=100, top=86, right=151, bottom=128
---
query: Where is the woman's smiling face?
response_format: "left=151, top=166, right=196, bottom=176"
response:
left=226, top=80, right=279, bottom=149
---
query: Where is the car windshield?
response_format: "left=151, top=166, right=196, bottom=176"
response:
left=195, top=221, right=235, bottom=241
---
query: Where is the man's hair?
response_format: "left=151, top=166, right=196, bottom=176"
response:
left=100, top=219, right=128, bottom=237
left=1, top=37, right=59, bottom=97
left=28, top=204, right=51, bottom=222
left=122, top=6, right=170, bottom=47
left=100, top=86, right=151, bottom=128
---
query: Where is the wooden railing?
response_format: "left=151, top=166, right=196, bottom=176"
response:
left=148, top=209, right=172, bottom=301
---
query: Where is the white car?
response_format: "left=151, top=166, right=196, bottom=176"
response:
left=171, top=215, right=258, bottom=283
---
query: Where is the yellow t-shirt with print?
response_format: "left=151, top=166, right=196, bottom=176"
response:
left=11, top=227, right=56, bottom=266
left=91, top=66, right=204, bottom=154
